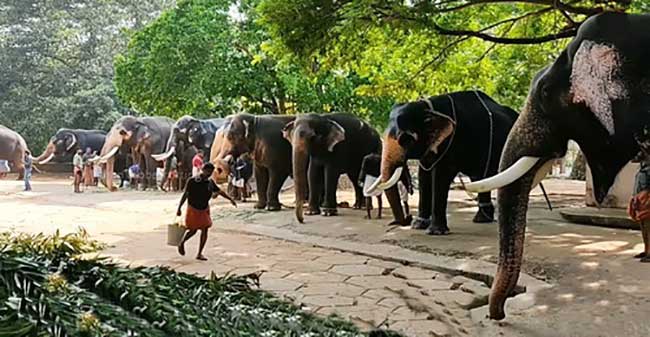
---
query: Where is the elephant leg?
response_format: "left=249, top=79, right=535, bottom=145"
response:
left=347, top=171, right=365, bottom=209
left=385, top=185, right=408, bottom=226
left=307, top=162, right=324, bottom=215
left=254, top=165, right=269, bottom=209
left=427, top=169, right=456, bottom=236
left=266, top=169, right=287, bottom=211
left=412, top=166, right=433, bottom=230
left=146, top=156, right=158, bottom=190
left=473, top=190, right=495, bottom=223
left=322, top=166, right=339, bottom=216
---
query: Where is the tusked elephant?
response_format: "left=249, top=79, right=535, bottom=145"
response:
left=368, top=91, right=518, bottom=235
left=283, top=113, right=381, bottom=223
left=152, top=116, right=227, bottom=189
left=359, top=153, right=412, bottom=226
left=0, top=125, right=29, bottom=177
left=95, top=116, right=173, bottom=191
left=220, top=113, right=295, bottom=211
left=464, top=12, right=650, bottom=320
left=34, top=129, right=106, bottom=164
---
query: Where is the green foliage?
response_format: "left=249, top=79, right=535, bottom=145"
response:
left=0, top=0, right=173, bottom=153
left=114, top=0, right=393, bottom=123
left=0, top=231, right=398, bottom=336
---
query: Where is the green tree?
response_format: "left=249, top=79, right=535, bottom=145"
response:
left=0, top=0, right=174, bottom=153
left=114, top=0, right=392, bottom=121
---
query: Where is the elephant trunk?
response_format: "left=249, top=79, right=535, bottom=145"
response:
left=35, top=142, right=56, bottom=164
left=292, top=135, right=309, bottom=223
left=486, top=102, right=560, bottom=320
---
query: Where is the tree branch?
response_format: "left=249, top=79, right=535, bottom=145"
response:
left=433, top=23, right=578, bottom=44
left=432, top=0, right=603, bottom=16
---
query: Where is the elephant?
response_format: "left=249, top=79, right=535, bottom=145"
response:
left=368, top=90, right=518, bottom=235
left=463, top=12, right=650, bottom=320
left=220, top=113, right=295, bottom=211
left=283, top=113, right=381, bottom=223
left=208, top=117, right=234, bottom=184
left=0, top=125, right=29, bottom=177
left=152, top=116, right=227, bottom=189
left=34, top=129, right=106, bottom=164
left=359, top=153, right=412, bottom=226
left=95, top=116, right=174, bottom=191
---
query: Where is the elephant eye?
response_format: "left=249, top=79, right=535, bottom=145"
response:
left=397, top=132, right=416, bottom=147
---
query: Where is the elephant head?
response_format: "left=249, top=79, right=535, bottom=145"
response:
left=282, top=114, right=345, bottom=223
left=35, top=129, right=79, bottom=164
left=465, top=13, right=649, bottom=320
left=368, top=100, right=455, bottom=193
left=97, top=116, right=151, bottom=191
left=209, top=117, right=233, bottom=184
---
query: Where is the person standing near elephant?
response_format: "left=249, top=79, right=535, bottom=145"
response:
left=192, top=150, right=204, bottom=177
left=23, top=150, right=34, bottom=191
left=629, top=129, right=650, bottom=262
left=92, top=152, right=102, bottom=186
left=0, top=160, right=9, bottom=179
left=82, top=147, right=93, bottom=187
left=176, top=162, right=237, bottom=261
left=73, top=149, right=83, bottom=193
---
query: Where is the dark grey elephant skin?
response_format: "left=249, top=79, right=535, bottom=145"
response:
left=220, top=113, right=295, bottom=211
left=34, top=129, right=106, bottom=164
left=284, top=113, right=381, bottom=223
left=464, top=12, right=650, bottom=320
left=154, top=116, right=227, bottom=188
left=97, top=116, right=174, bottom=191
left=0, top=124, right=29, bottom=176
left=376, top=91, right=518, bottom=235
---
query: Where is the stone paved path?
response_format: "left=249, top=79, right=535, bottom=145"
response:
left=105, top=229, right=485, bottom=337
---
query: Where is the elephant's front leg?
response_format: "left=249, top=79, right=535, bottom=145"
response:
left=322, top=166, right=340, bottom=216
left=473, top=189, right=495, bottom=223
left=254, top=164, right=269, bottom=209
left=144, top=154, right=158, bottom=190
left=307, top=162, right=324, bottom=215
left=428, top=168, right=456, bottom=235
left=266, top=169, right=288, bottom=211
left=412, top=166, right=433, bottom=230
left=347, top=171, right=365, bottom=209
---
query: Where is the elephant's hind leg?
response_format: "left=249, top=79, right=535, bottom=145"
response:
left=266, top=169, right=287, bottom=211
left=254, top=165, right=269, bottom=209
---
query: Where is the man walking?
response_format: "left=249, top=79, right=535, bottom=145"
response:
left=176, top=162, right=236, bottom=261
left=23, top=150, right=34, bottom=191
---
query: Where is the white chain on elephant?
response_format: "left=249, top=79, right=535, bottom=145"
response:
left=473, top=90, right=494, bottom=179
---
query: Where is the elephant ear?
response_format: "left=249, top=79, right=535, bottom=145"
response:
left=64, top=132, right=77, bottom=151
left=137, top=126, right=151, bottom=143
left=570, top=40, right=627, bottom=136
left=424, top=111, right=455, bottom=154
left=325, top=120, right=345, bottom=152
left=282, top=121, right=295, bottom=141
left=242, top=119, right=252, bottom=139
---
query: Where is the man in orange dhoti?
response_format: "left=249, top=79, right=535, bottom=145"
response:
left=176, top=162, right=236, bottom=260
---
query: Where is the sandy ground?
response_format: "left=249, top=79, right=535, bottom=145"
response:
left=2, top=173, right=650, bottom=336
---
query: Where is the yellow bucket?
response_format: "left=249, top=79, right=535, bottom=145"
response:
left=167, top=221, right=186, bottom=246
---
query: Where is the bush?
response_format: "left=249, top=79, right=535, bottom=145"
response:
left=0, top=231, right=399, bottom=336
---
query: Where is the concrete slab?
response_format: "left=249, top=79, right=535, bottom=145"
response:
left=560, top=207, right=638, bottom=230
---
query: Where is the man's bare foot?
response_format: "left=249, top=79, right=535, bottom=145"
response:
left=196, top=255, right=208, bottom=261
left=178, top=242, right=185, bottom=256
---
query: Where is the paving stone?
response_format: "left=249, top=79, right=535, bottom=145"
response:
left=347, top=307, right=392, bottom=330
left=352, top=296, right=378, bottom=306
left=431, top=290, right=487, bottom=310
left=450, top=275, right=487, bottom=289
left=285, top=271, right=346, bottom=283
left=228, top=267, right=264, bottom=275
left=390, top=319, right=452, bottom=337
left=280, top=261, right=333, bottom=272
left=377, top=296, right=407, bottom=309
left=361, top=288, right=402, bottom=301
left=259, top=270, right=291, bottom=279
left=392, top=266, right=438, bottom=280
left=222, top=257, right=276, bottom=268
left=459, top=282, right=490, bottom=303
left=389, top=305, right=432, bottom=321
left=330, top=264, right=385, bottom=276
left=367, top=259, right=404, bottom=270
left=346, top=276, right=410, bottom=290
left=260, top=278, right=303, bottom=292
left=406, top=280, right=454, bottom=291
left=302, top=295, right=355, bottom=307
left=313, top=253, right=369, bottom=265
left=299, top=282, right=365, bottom=297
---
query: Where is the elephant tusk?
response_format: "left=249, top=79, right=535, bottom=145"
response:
left=39, top=153, right=55, bottom=165
left=376, top=167, right=403, bottom=191
left=99, top=146, right=119, bottom=164
left=464, top=156, right=541, bottom=192
left=151, top=146, right=176, bottom=161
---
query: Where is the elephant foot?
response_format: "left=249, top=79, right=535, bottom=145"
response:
left=411, top=216, right=431, bottom=230
left=306, top=207, right=321, bottom=215
left=353, top=200, right=365, bottom=209
left=635, top=252, right=648, bottom=259
left=473, top=204, right=495, bottom=223
left=322, top=208, right=338, bottom=216
left=254, top=202, right=267, bottom=209
left=388, top=215, right=412, bottom=227
left=266, top=203, right=282, bottom=212
left=426, top=222, right=450, bottom=236
left=641, top=256, right=650, bottom=263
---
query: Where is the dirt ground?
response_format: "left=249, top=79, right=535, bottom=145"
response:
left=2, top=173, right=650, bottom=337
